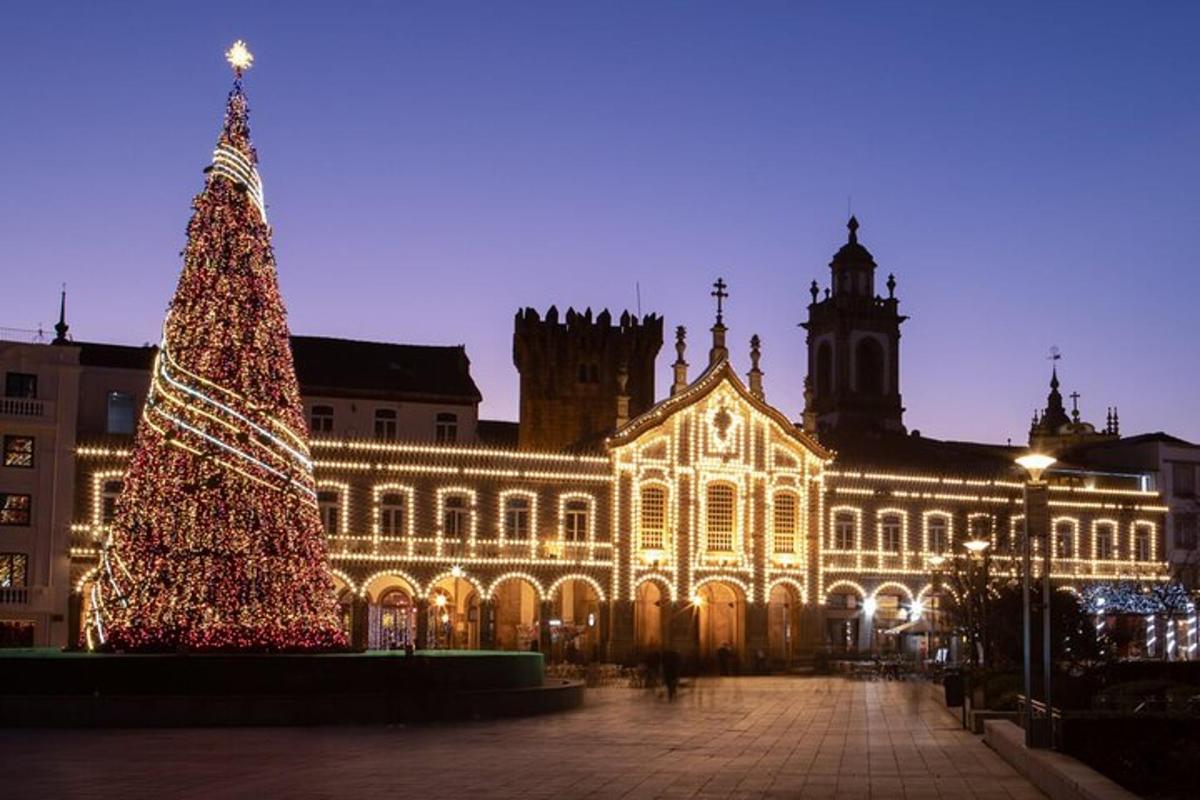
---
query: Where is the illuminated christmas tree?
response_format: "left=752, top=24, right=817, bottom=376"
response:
left=87, top=42, right=346, bottom=651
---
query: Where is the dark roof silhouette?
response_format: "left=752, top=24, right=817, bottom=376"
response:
left=75, top=336, right=482, bottom=404
left=477, top=419, right=519, bottom=448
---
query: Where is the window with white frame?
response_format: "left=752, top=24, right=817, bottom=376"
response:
left=374, top=408, right=397, bottom=441
left=1094, top=522, right=1115, bottom=560
left=563, top=499, right=589, bottom=542
left=435, top=412, right=458, bottom=443
left=1134, top=525, right=1153, bottom=561
left=927, top=516, right=949, bottom=554
left=443, top=494, right=469, bottom=539
left=639, top=486, right=666, bottom=550
left=379, top=492, right=406, bottom=536
left=1055, top=521, right=1075, bottom=559
left=772, top=492, right=798, bottom=554
left=706, top=483, right=736, bottom=552
left=100, top=480, right=123, bottom=524
left=504, top=496, right=531, bottom=540
left=881, top=514, right=903, bottom=553
left=834, top=512, right=855, bottom=550
left=310, top=404, right=334, bottom=433
left=318, top=491, right=340, bottom=536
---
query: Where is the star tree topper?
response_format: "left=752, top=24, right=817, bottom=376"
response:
left=226, top=40, right=254, bottom=77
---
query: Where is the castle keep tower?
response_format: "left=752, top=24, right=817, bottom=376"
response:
left=801, top=217, right=907, bottom=436
left=513, top=307, right=662, bottom=451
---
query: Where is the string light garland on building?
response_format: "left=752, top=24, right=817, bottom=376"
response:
left=85, top=43, right=345, bottom=652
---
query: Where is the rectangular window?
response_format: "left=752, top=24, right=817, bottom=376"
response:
left=1095, top=524, right=1115, bottom=560
left=0, top=553, right=28, bottom=587
left=706, top=484, right=735, bottom=552
left=881, top=516, right=902, bottom=553
left=1055, top=523, right=1075, bottom=559
left=1175, top=514, right=1197, bottom=550
left=374, top=408, right=397, bottom=441
left=310, top=405, right=334, bottom=434
left=4, top=373, right=37, bottom=399
left=504, top=497, right=531, bottom=540
left=443, top=495, right=469, bottom=539
left=772, top=493, right=798, bottom=554
left=3, top=435, right=34, bottom=468
left=0, top=494, right=31, bottom=526
left=1134, top=527, right=1152, bottom=561
left=105, top=391, right=136, bottom=434
left=100, top=480, right=123, bottom=524
left=640, top=487, right=666, bottom=551
left=317, top=491, right=340, bottom=536
left=563, top=499, right=589, bottom=542
left=435, top=412, right=458, bottom=443
left=927, top=517, right=948, bottom=554
left=1173, top=463, right=1197, bottom=498
left=834, top=513, right=855, bottom=550
left=379, top=493, right=406, bottom=536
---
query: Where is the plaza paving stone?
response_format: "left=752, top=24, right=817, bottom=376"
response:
left=0, top=676, right=1045, bottom=799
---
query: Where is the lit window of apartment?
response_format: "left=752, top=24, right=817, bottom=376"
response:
left=706, top=483, right=735, bottom=552
left=435, top=412, right=458, bottom=443
left=3, top=435, right=34, bottom=468
left=106, top=391, right=136, bottom=434
left=0, top=493, right=31, bottom=526
left=374, top=409, right=397, bottom=441
left=310, top=405, right=334, bottom=434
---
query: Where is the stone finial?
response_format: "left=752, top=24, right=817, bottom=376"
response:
left=709, top=278, right=729, bottom=367
left=847, top=215, right=859, bottom=244
left=886, top=273, right=896, bottom=299
left=52, top=284, right=70, bottom=345
left=809, top=280, right=819, bottom=304
left=748, top=334, right=764, bottom=399
left=671, top=325, right=689, bottom=396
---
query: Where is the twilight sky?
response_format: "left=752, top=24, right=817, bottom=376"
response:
left=4, top=2, right=1198, bottom=444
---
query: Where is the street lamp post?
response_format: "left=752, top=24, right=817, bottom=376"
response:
left=1016, top=453, right=1056, bottom=748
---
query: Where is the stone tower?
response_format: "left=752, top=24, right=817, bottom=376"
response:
left=801, top=217, right=907, bottom=436
left=513, top=306, right=662, bottom=451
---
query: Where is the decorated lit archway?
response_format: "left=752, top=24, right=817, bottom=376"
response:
left=693, top=578, right=746, bottom=669
left=490, top=574, right=544, bottom=651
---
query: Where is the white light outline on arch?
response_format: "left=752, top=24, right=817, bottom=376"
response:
left=486, top=572, right=546, bottom=602
left=546, top=573, right=608, bottom=603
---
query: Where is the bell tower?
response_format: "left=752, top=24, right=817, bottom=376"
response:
left=801, top=217, right=906, bottom=436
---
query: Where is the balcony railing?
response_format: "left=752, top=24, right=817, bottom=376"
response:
left=0, top=397, right=49, bottom=418
left=0, top=586, right=30, bottom=605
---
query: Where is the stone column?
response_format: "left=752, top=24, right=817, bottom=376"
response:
left=415, top=598, right=430, bottom=649
left=351, top=595, right=369, bottom=650
left=539, top=599, right=554, bottom=656
left=477, top=599, right=495, bottom=649
left=607, top=599, right=634, bottom=663
left=745, top=602, right=769, bottom=673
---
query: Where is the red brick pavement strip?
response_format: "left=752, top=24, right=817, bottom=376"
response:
left=0, top=677, right=1045, bottom=799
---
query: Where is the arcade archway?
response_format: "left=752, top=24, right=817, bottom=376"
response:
left=491, top=576, right=542, bottom=651
left=767, top=582, right=803, bottom=666
left=634, top=577, right=670, bottom=653
left=695, top=580, right=745, bottom=670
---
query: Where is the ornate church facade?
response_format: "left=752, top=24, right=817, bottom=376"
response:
left=63, top=219, right=1173, bottom=664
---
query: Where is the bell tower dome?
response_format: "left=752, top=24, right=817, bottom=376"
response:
left=801, top=217, right=907, bottom=436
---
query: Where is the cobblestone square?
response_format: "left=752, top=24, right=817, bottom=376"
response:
left=0, top=677, right=1044, bottom=799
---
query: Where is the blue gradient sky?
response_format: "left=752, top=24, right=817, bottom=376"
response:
left=4, top=2, right=1198, bottom=443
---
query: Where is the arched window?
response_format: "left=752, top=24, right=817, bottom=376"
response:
left=816, top=342, right=833, bottom=398
left=834, top=512, right=856, bottom=550
left=881, top=514, right=903, bottom=553
left=639, top=486, right=666, bottom=551
left=1094, top=523, right=1115, bottom=560
left=855, top=337, right=884, bottom=396
left=773, top=492, right=798, bottom=554
left=706, top=483, right=736, bottom=552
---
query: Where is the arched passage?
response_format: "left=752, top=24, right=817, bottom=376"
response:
left=491, top=576, right=542, bottom=651
left=825, top=581, right=866, bottom=654
left=361, top=573, right=420, bottom=650
left=695, top=579, right=746, bottom=671
left=634, top=576, right=671, bottom=653
left=550, top=577, right=602, bottom=662
left=767, top=581, right=804, bottom=666
left=429, top=574, right=481, bottom=649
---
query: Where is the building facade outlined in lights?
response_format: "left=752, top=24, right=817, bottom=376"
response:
left=1, top=220, right=1184, bottom=663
